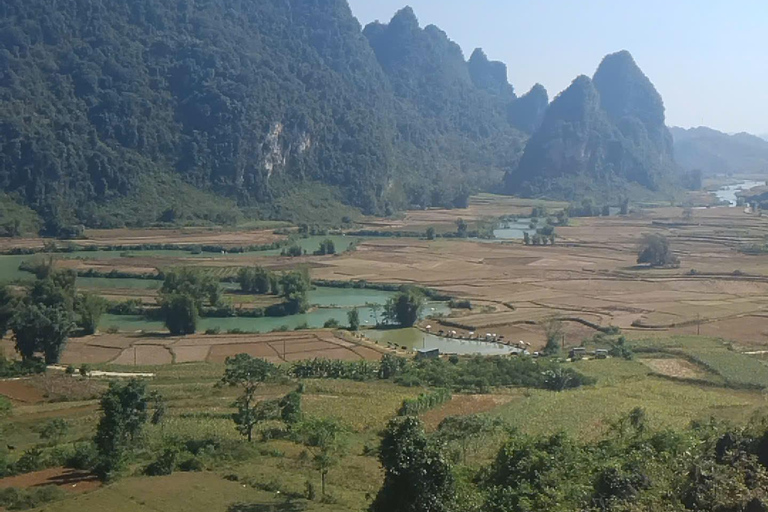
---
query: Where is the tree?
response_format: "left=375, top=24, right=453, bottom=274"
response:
left=384, top=289, right=425, bottom=327
left=436, top=415, right=504, bottom=463
left=456, top=218, right=468, bottom=238
left=279, top=388, right=303, bottom=426
left=347, top=308, right=360, bottom=331
left=295, top=418, right=348, bottom=497
left=543, top=317, right=564, bottom=355
left=314, top=239, right=336, bottom=256
left=0, top=286, right=18, bottom=338
left=221, top=354, right=277, bottom=442
left=280, top=269, right=311, bottom=315
left=37, top=418, right=69, bottom=446
left=601, top=205, right=611, bottom=216
left=371, top=416, right=455, bottom=512
left=426, top=227, right=436, bottom=240
left=367, top=302, right=383, bottom=326
left=160, top=268, right=221, bottom=309
left=237, top=266, right=272, bottom=295
left=76, top=292, right=108, bottom=335
left=620, top=198, right=630, bottom=215
left=159, top=293, right=198, bottom=335
left=637, top=233, right=680, bottom=267
left=10, top=303, right=75, bottom=364
left=94, top=379, right=151, bottom=481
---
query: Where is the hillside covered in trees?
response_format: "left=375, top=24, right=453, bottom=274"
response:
left=0, top=0, right=550, bottom=232
left=505, top=51, right=678, bottom=200
left=671, top=126, right=768, bottom=175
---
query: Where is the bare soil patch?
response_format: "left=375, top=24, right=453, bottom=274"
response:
left=421, top=394, right=517, bottom=430
left=641, top=358, right=711, bottom=380
left=0, top=467, right=100, bottom=493
left=0, top=379, right=46, bottom=403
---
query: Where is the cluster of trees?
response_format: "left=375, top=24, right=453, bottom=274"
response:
left=368, top=409, right=768, bottom=512
left=160, top=267, right=312, bottom=334
left=221, top=355, right=346, bottom=497
left=637, top=234, right=680, bottom=268
left=0, top=0, right=555, bottom=230
left=286, top=353, right=593, bottom=394
left=0, top=264, right=108, bottom=365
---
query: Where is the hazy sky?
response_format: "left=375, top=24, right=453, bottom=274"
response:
left=347, top=0, right=768, bottom=135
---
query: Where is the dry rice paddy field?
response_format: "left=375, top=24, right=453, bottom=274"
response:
left=7, top=194, right=768, bottom=511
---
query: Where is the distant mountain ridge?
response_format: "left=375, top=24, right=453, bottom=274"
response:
left=671, top=127, right=768, bottom=175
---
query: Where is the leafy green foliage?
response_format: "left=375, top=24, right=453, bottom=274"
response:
left=314, top=239, right=337, bottom=256
left=236, top=267, right=272, bottom=295
left=397, top=388, right=452, bottom=416
left=384, top=288, right=425, bottom=327
left=75, top=292, right=108, bottom=335
left=481, top=411, right=768, bottom=511
left=637, top=233, right=680, bottom=267
left=160, top=293, right=199, bottom=336
left=279, top=269, right=311, bottom=315
left=371, top=416, right=455, bottom=512
left=222, top=354, right=278, bottom=442
left=347, top=308, right=360, bottom=331
left=294, top=417, right=349, bottom=496
left=94, top=379, right=151, bottom=481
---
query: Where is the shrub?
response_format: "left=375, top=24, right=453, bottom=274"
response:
left=66, top=443, right=98, bottom=471
left=0, top=486, right=65, bottom=511
left=398, top=389, right=452, bottom=416
left=145, top=447, right=178, bottom=476
left=323, top=319, right=340, bottom=329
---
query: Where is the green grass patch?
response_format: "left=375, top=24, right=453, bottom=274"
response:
left=630, top=336, right=768, bottom=389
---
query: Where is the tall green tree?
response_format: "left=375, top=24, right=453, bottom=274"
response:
left=10, top=303, right=75, bottom=364
left=94, top=379, right=151, bottom=481
left=221, top=354, right=277, bottom=442
left=76, top=292, right=109, bottom=335
left=280, top=269, right=311, bottom=315
left=371, top=416, right=455, bottom=512
left=159, top=293, right=198, bottom=335
left=385, top=289, right=425, bottom=327
left=295, top=418, right=348, bottom=497
left=347, top=308, right=360, bottom=331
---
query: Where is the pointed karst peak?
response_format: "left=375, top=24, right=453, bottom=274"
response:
left=469, top=48, right=489, bottom=64
left=543, top=75, right=602, bottom=124
left=390, top=6, right=420, bottom=30
left=508, top=83, right=549, bottom=134
left=593, top=49, right=665, bottom=127
left=468, top=48, right=513, bottom=96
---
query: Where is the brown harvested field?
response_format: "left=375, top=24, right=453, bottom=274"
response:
left=640, top=358, right=712, bottom=380
left=0, top=467, right=100, bottom=493
left=0, top=379, right=46, bottom=403
left=297, top=202, right=768, bottom=348
left=2, top=331, right=387, bottom=366
left=421, top=394, right=518, bottom=430
left=0, top=227, right=286, bottom=252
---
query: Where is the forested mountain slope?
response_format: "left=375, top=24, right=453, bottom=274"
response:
left=506, top=51, right=678, bottom=199
left=671, top=126, right=768, bottom=175
left=0, top=0, right=549, bottom=230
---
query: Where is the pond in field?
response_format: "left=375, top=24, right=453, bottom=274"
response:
left=470, top=218, right=534, bottom=242
left=715, top=180, right=765, bottom=206
left=365, top=328, right=520, bottom=355
left=99, top=300, right=450, bottom=334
